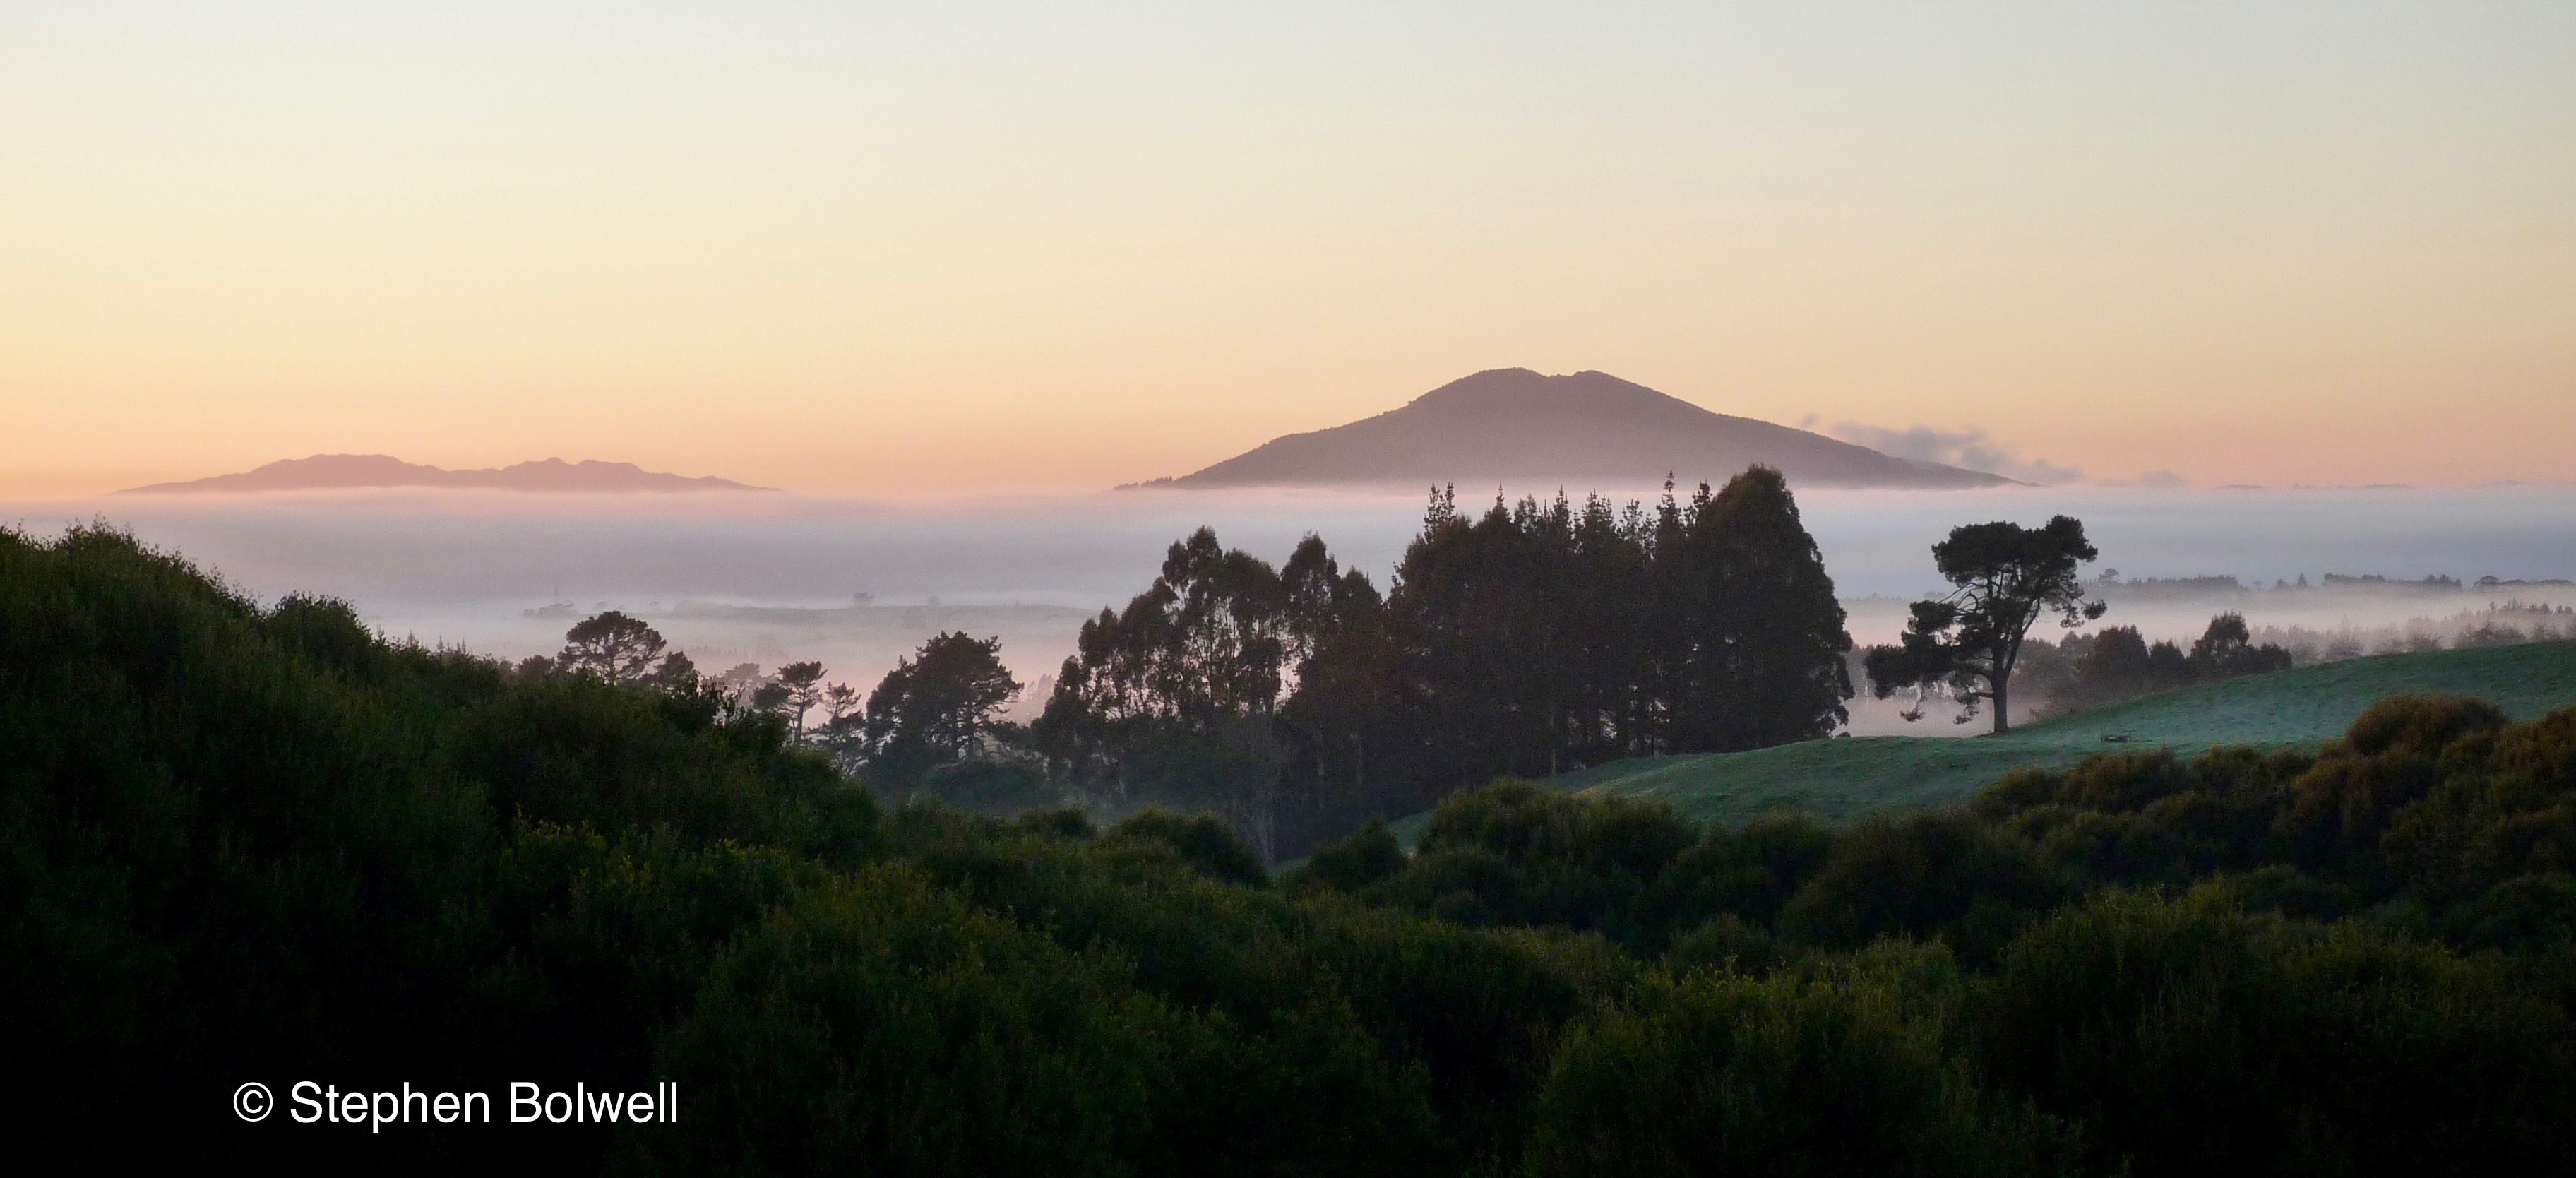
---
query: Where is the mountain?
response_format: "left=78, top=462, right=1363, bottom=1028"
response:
left=1131, top=369, right=2015, bottom=491
left=122, top=455, right=772, bottom=494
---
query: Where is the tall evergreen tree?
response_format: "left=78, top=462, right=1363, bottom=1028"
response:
left=1385, top=491, right=1575, bottom=783
left=1044, top=470, right=1854, bottom=857
left=1659, top=466, right=1854, bottom=749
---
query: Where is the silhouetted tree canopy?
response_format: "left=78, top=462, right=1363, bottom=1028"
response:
left=556, top=608, right=671, bottom=683
left=1040, top=467, right=1852, bottom=860
left=864, top=631, right=1021, bottom=788
left=1866, top=515, right=2106, bottom=733
left=2049, top=613, right=2296, bottom=715
left=645, top=648, right=699, bottom=691
left=1650, top=466, right=1856, bottom=751
left=770, top=660, right=827, bottom=737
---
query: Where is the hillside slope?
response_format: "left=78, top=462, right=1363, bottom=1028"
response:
left=1395, top=641, right=2576, bottom=838
left=1137, top=369, right=2012, bottom=490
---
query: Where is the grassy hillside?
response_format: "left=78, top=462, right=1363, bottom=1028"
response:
left=1393, top=641, right=2576, bottom=838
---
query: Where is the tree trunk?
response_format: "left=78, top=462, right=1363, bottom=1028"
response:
left=1990, top=674, right=2010, bottom=735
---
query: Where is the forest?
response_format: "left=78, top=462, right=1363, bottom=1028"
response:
left=1027, top=470, right=1854, bottom=859
left=7, top=519, right=2576, bottom=1173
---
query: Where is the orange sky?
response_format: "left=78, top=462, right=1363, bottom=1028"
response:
left=6, top=3, right=2572, bottom=498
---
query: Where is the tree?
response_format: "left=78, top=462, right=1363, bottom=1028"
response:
left=1655, top=466, right=1853, bottom=751
left=2047, top=614, right=2291, bottom=716
left=821, top=682, right=860, bottom=730
left=866, top=632, right=1022, bottom=785
left=2190, top=612, right=2291, bottom=677
left=709, top=661, right=766, bottom=700
left=1035, top=532, right=1288, bottom=780
left=1385, top=487, right=1630, bottom=783
left=647, top=649, right=700, bottom=692
left=1035, top=527, right=1397, bottom=857
left=774, top=660, right=828, bottom=737
left=1865, top=516, right=2106, bottom=733
left=1385, top=469, right=1849, bottom=778
left=816, top=682, right=866, bottom=766
left=558, top=610, right=671, bottom=684
left=1278, top=544, right=1412, bottom=837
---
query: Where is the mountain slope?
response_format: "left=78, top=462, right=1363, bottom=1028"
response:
left=1137, top=369, right=2013, bottom=490
left=124, top=454, right=771, bottom=493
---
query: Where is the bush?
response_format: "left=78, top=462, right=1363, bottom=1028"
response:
left=645, top=867, right=1178, bottom=1177
left=1527, top=961, right=2072, bottom=1177
left=1376, top=780, right=1695, bottom=941
left=1637, top=812, right=1835, bottom=946
left=1284, top=818, right=1405, bottom=894
left=1777, top=812, right=2071, bottom=961
left=1978, top=891, right=2576, bottom=1177
left=1106, top=810, right=1268, bottom=886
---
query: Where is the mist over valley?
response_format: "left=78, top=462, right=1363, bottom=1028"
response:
left=23, top=481, right=2575, bottom=737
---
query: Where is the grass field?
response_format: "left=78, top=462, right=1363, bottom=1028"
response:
left=1386, top=640, right=2576, bottom=843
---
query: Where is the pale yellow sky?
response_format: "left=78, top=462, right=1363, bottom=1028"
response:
left=5, top=2, right=2572, bottom=497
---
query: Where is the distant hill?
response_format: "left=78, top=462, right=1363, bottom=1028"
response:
left=1379, top=641, right=2576, bottom=846
left=1131, top=369, right=2015, bottom=491
left=123, top=455, right=772, bottom=494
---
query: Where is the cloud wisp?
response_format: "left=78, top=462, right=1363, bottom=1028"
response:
left=2100, top=469, right=2190, bottom=489
left=1815, top=420, right=2087, bottom=487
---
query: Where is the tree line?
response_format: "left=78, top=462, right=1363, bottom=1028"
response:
left=2037, top=612, right=2295, bottom=715
left=513, top=476, right=2290, bottom=860
left=1031, top=468, right=1856, bottom=859
left=513, top=483, right=2323, bottom=863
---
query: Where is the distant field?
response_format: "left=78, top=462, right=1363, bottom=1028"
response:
left=1388, top=641, right=2576, bottom=843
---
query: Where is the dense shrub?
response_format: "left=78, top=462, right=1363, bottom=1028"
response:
left=1978, top=891, right=2576, bottom=1177
left=1528, top=947, right=2075, bottom=1177
left=1283, top=818, right=1406, bottom=894
left=8, top=527, right=2576, bottom=1174
left=1776, top=811, right=2073, bottom=961
left=645, top=866, right=1181, bottom=1177
left=1104, top=809, right=1270, bottom=886
left=1370, top=779, right=1696, bottom=944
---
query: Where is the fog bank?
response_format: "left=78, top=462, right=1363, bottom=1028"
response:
left=13, top=484, right=2573, bottom=725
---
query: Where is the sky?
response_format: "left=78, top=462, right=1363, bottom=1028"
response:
left=6, top=1, right=2572, bottom=496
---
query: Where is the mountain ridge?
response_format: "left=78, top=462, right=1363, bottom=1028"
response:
left=122, top=454, right=772, bottom=494
left=1129, top=369, right=2015, bottom=491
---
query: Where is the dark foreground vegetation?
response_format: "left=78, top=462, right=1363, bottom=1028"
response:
left=8, top=526, right=2576, bottom=1174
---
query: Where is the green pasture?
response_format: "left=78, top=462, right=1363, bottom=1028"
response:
left=1389, top=640, right=2576, bottom=843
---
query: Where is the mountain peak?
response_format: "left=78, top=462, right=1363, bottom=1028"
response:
left=1131, top=370, right=2014, bottom=491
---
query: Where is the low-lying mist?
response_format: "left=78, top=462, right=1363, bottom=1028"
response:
left=13, top=483, right=2574, bottom=736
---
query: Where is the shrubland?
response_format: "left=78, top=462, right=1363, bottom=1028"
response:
left=7, top=525, right=2575, bottom=1174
